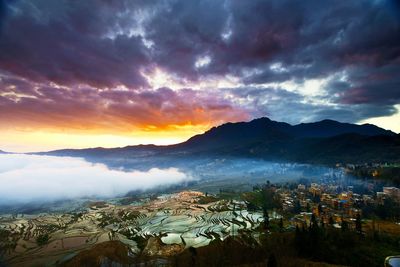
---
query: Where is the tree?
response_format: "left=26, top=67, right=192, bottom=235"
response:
left=341, top=218, right=348, bottom=232
left=261, top=186, right=278, bottom=210
left=293, top=199, right=301, bottom=214
left=306, top=202, right=311, bottom=212
left=317, top=203, right=323, bottom=215
left=189, top=246, right=197, bottom=265
left=313, top=194, right=321, bottom=203
left=36, top=233, right=49, bottom=246
left=355, top=213, right=362, bottom=234
left=267, top=253, right=277, bottom=267
left=263, top=207, right=270, bottom=230
left=246, top=201, right=258, bottom=212
left=278, top=217, right=284, bottom=232
left=294, top=225, right=302, bottom=247
left=329, top=216, right=335, bottom=226
left=372, top=219, right=380, bottom=241
left=310, top=213, right=318, bottom=230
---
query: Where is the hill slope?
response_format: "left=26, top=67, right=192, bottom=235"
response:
left=41, top=118, right=399, bottom=164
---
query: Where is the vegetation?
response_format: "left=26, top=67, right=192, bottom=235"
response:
left=360, top=197, right=400, bottom=221
left=242, top=182, right=281, bottom=211
left=164, top=220, right=399, bottom=266
left=350, top=166, right=400, bottom=186
left=2, top=179, right=400, bottom=266
left=36, top=233, right=50, bottom=246
left=293, top=223, right=400, bottom=266
left=0, top=229, right=17, bottom=255
left=196, top=195, right=219, bottom=204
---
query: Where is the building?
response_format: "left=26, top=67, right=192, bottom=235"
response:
left=297, top=184, right=306, bottom=191
left=383, top=187, right=400, bottom=201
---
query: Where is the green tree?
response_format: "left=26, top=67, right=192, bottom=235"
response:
left=261, top=186, right=278, bottom=210
left=36, top=233, right=49, bottom=246
left=306, top=202, right=311, bottom=212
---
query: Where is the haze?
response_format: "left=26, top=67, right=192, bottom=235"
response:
left=0, top=154, right=191, bottom=204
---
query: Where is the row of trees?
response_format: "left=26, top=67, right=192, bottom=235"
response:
left=290, top=211, right=400, bottom=266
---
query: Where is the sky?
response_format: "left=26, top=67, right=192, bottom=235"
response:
left=0, top=0, right=399, bottom=152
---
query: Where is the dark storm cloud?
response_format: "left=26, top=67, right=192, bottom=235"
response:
left=0, top=0, right=151, bottom=88
left=338, top=64, right=400, bottom=105
left=226, top=86, right=398, bottom=125
left=144, top=0, right=229, bottom=79
left=143, top=0, right=399, bottom=110
left=0, top=0, right=399, bottom=131
left=0, top=0, right=13, bottom=32
left=145, top=0, right=305, bottom=79
left=238, top=1, right=400, bottom=84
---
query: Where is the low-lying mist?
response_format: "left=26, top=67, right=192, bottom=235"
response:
left=0, top=154, right=192, bottom=204
left=0, top=153, right=368, bottom=212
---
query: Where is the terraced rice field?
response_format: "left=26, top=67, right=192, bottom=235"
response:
left=0, top=191, right=266, bottom=266
left=124, top=202, right=264, bottom=248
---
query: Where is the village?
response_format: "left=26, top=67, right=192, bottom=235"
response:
left=273, top=180, right=400, bottom=230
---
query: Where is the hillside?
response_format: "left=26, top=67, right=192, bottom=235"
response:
left=41, top=118, right=400, bottom=164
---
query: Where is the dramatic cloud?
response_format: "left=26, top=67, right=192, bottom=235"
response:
left=0, top=0, right=399, bottom=151
left=0, top=75, right=248, bottom=132
left=0, top=154, right=192, bottom=203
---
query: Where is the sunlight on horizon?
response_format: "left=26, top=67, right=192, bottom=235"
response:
left=359, top=105, right=400, bottom=134
left=0, top=126, right=209, bottom=153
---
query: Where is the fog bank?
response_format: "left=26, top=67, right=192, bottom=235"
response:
left=0, top=154, right=192, bottom=203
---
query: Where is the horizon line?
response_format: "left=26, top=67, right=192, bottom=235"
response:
left=1, top=116, right=397, bottom=154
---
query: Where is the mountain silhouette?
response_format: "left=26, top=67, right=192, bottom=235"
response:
left=41, top=117, right=399, bottom=164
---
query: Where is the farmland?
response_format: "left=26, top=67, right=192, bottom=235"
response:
left=0, top=191, right=264, bottom=266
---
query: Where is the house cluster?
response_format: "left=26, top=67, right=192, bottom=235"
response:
left=377, top=187, right=400, bottom=203
left=276, top=181, right=400, bottom=228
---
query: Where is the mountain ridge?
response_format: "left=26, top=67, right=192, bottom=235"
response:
left=37, top=117, right=399, bottom=164
left=176, top=117, right=395, bottom=151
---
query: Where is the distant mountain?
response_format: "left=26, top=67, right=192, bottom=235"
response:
left=41, top=144, right=163, bottom=158
left=292, top=119, right=394, bottom=138
left=176, top=118, right=394, bottom=152
left=176, top=117, right=293, bottom=152
left=41, top=118, right=399, bottom=164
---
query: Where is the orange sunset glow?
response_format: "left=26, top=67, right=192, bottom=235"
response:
left=0, top=0, right=399, bottom=153
left=0, top=126, right=206, bottom=153
left=1, top=1, right=400, bottom=266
